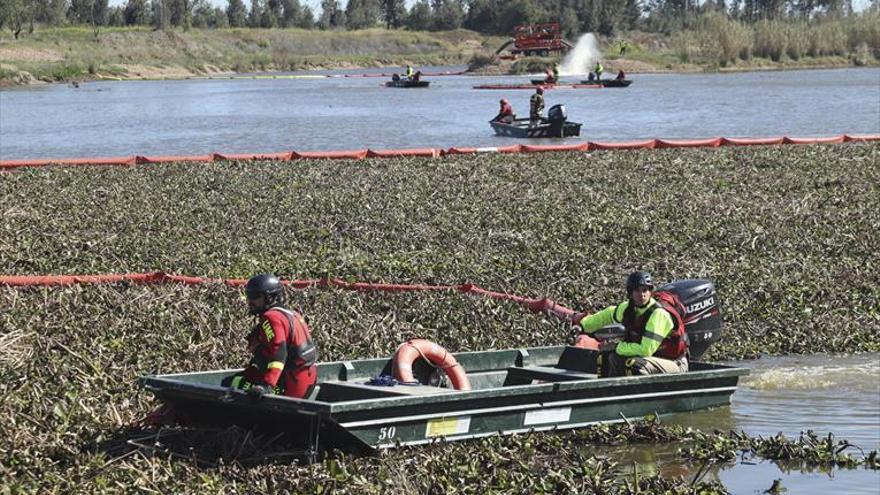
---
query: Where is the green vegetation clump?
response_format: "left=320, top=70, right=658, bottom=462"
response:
left=1, top=144, right=879, bottom=492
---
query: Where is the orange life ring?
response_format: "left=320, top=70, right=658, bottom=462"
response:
left=392, top=339, right=472, bottom=391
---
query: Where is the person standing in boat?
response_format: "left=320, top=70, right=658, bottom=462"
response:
left=594, top=60, right=604, bottom=80
left=545, top=63, right=560, bottom=84
left=222, top=273, right=318, bottom=399
left=405, top=64, right=414, bottom=80
left=575, top=271, right=689, bottom=377
left=492, top=98, right=516, bottom=123
left=530, top=86, right=545, bottom=126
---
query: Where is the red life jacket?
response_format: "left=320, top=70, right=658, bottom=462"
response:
left=620, top=293, right=688, bottom=360
left=269, top=307, right=318, bottom=369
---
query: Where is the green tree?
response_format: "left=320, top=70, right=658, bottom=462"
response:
left=107, top=5, right=124, bottom=24
left=69, top=0, right=92, bottom=22
left=167, top=0, right=190, bottom=28
left=247, top=0, right=262, bottom=26
left=298, top=4, right=313, bottom=26
left=264, top=0, right=281, bottom=26
left=124, top=0, right=148, bottom=24
left=151, top=0, right=170, bottom=29
left=212, top=6, right=228, bottom=25
left=494, top=0, right=536, bottom=34
left=405, top=0, right=432, bottom=30
left=191, top=0, right=213, bottom=26
left=91, top=0, right=108, bottom=25
left=35, top=0, right=69, bottom=26
left=226, top=0, right=246, bottom=26
left=462, top=0, right=494, bottom=33
left=318, top=0, right=343, bottom=28
left=381, top=0, right=405, bottom=28
left=431, top=0, right=463, bottom=29
left=346, top=0, right=379, bottom=29
left=1, top=0, right=31, bottom=38
left=279, top=0, right=300, bottom=27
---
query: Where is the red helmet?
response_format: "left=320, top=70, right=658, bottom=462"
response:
left=536, top=86, right=545, bottom=94
left=500, top=98, right=509, bottom=104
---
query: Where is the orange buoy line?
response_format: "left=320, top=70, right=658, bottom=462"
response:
left=1, top=134, right=876, bottom=171
left=392, top=339, right=472, bottom=391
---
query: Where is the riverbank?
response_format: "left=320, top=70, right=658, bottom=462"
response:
left=1, top=25, right=877, bottom=87
left=0, top=26, right=503, bottom=87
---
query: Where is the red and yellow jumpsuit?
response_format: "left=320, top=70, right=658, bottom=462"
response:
left=228, top=307, right=318, bottom=398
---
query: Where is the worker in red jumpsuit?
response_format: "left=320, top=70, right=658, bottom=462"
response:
left=492, top=98, right=516, bottom=123
left=222, top=273, right=318, bottom=399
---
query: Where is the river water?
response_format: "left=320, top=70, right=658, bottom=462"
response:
left=659, top=353, right=880, bottom=494
left=1, top=67, right=879, bottom=159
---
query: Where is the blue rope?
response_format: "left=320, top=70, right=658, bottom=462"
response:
left=365, top=374, right=420, bottom=386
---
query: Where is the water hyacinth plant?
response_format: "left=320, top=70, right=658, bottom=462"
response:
left=1, top=143, right=878, bottom=492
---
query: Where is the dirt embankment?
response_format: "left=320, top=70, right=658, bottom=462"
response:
left=0, top=27, right=498, bottom=86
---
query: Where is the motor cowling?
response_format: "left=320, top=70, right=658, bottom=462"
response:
left=656, top=279, right=722, bottom=360
left=548, top=104, right=567, bottom=122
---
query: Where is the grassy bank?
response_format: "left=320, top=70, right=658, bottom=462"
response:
left=3, top=17, right=879, bottom=86
left=1, top=144, right=878, bottom=492
left=0, top=26, right=503, bottom=85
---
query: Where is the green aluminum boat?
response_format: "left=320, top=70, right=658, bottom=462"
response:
left=140, top=345, right=747, bottom=453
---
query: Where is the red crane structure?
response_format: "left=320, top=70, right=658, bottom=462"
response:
left=496, top=23, right=574, bottom=58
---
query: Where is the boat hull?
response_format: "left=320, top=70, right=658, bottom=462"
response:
left=385, top=80, right=430, bottom=88
left=579, top=79, right=632, bottom=87
left=490, top=118, right=582, bottom=138
left=141, top=345, right=747, bottom=452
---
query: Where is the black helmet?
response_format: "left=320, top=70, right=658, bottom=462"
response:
left=625, top=271, right=654, bottom=293
left=245, top=273, right=284, bottom=314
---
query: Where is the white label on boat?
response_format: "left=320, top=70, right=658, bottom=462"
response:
left=524, top=407, right=572, bottom=426
left=475, top=147, right=499, bottom=153
left=425, top=416, right=471, bottom=438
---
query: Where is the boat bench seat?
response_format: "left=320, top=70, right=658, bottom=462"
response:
left=504, top=366, right=598, bottom=386
left=315, top=381, right=453, bottom=402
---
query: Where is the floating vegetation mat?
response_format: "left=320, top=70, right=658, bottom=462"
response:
left=1, top=143, right=878, bottom=492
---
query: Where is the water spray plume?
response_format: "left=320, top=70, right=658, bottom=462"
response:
left=560, top=33, right=600, bottom=76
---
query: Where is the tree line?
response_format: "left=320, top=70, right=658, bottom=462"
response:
left=1, top=0, right=876, bottom=39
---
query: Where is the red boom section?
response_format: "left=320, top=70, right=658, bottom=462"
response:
left=1, top=135, right=876, bottom=171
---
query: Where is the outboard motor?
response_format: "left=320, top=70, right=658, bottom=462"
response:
left=657, top=279, right=722, bottom=361
left=590, top=279, right=723, bottom=361
left=547, top=104, right=567, bottom=122
left=547, top=104, right=567, bottom=137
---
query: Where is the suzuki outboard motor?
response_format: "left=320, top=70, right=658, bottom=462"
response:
left=590, top=279, right=722, bottom=361
left=547, top=104, right=567, bottom=123
left=547, top=104, right=567, bottom=137
left=656, top=279, right=722, bottom=360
